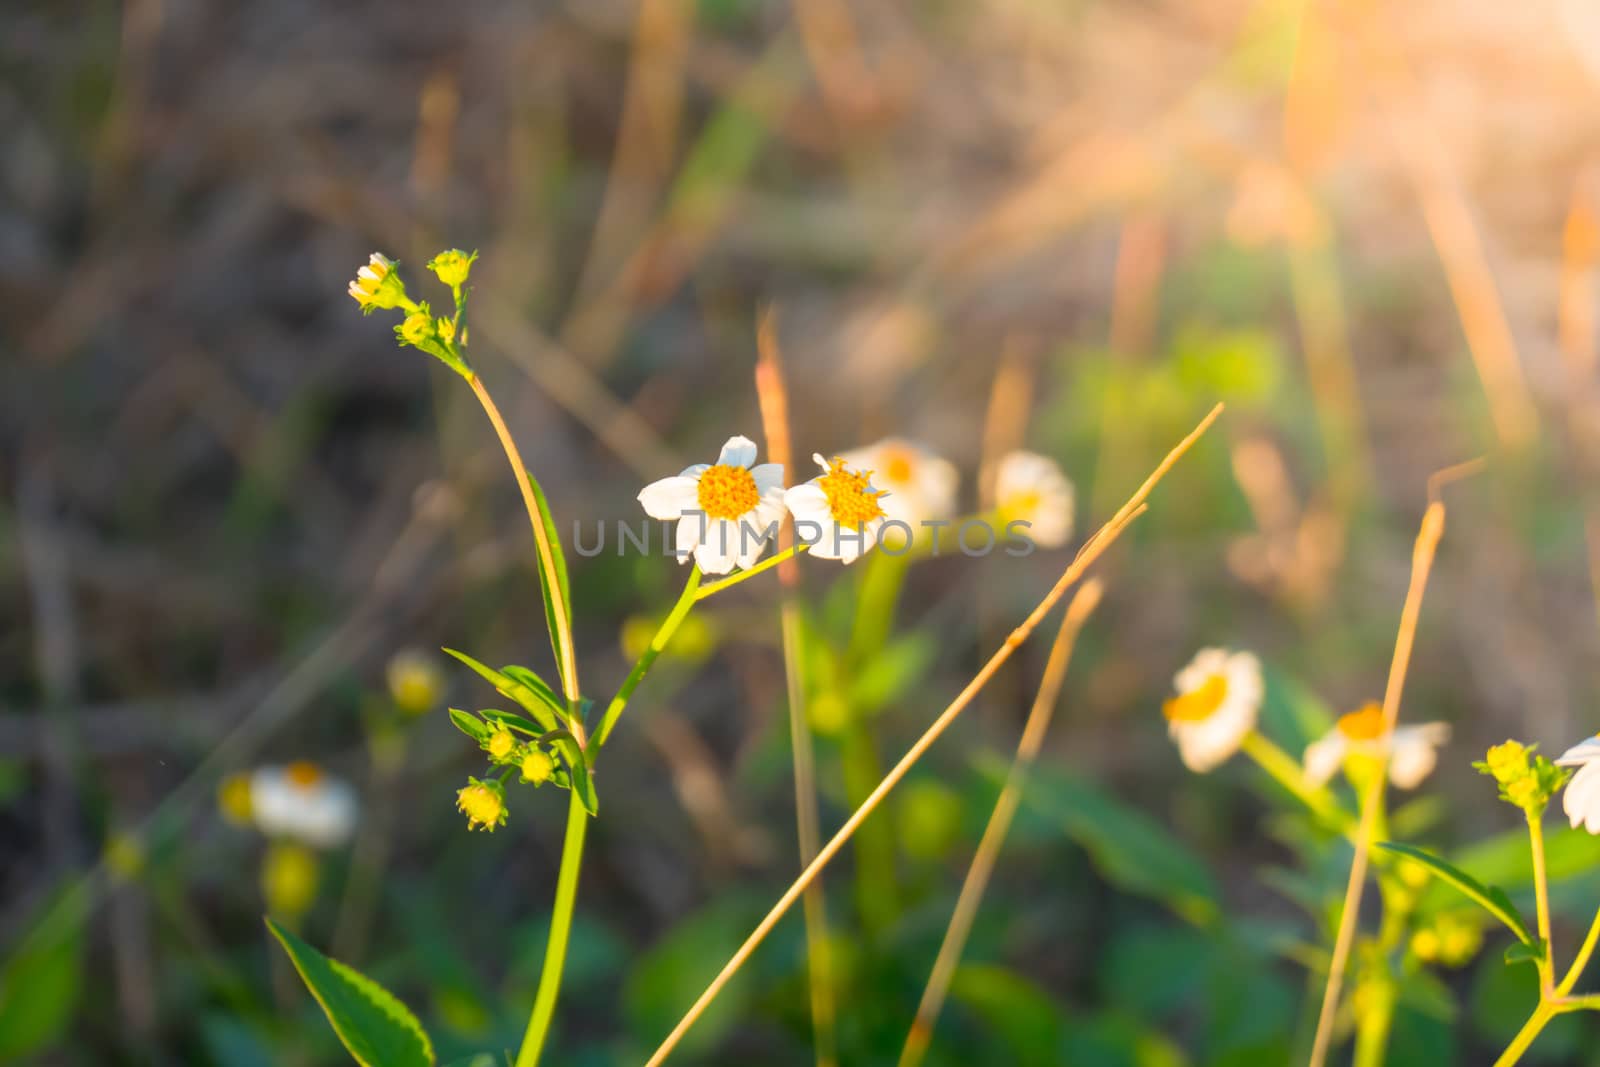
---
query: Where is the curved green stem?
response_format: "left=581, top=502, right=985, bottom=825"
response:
left=695, top=545, right=807, bottom=600
left=1557, top=906, right=1600, bottom=997
left=514, top=789, right=589, bottom=1067
left=1239, top=731, right=1351, bottom=832
left=592, top=568, right=702, bottom=749
left=1495, top=1002, right=1556, bottom=1067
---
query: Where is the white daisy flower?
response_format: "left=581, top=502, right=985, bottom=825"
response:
left=347, top=253, right=405, bottom=311
left=836, top=438, right=958, bottom=532
left=637, top=435, right=787, bottom=575
left=784, top=454, right=889, bottom=564
left=995, top=451, right=1075, bottom=549
left=1556, top=734, right=1600, bottom=833
left=1303, top=703, right=1451, bottom=790
left=1163, top=648, right=1263, bottom=772
left=250, top=762, right=359, bottom=849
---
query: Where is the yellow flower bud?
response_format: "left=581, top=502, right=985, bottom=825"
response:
left=1410, top=928, right=1441, bottom=962
left=437, top=317, right=456, bottom=344
left=347, top=253, right=409, bottom=312
left=218, top=772, right=255, bottom=827
left=457, top=777, right=507, bottom=832
left=520, top=749, right=555, bottom=785
left=486, top=726, right=516, bottom=762
left=104, top=832, right=145, bottom=885
left=427, top=249, right=477, bottom=289
left=400, top=313, right=434, bottom=347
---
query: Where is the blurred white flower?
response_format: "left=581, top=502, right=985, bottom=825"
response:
left=837, top=438, right=958, bottom=531
left=1556, top=734, right=1600, bottom=833
left=1163, top=648, right=1262, bottom=772
left=995, top=451, right=1074, bottom=549
left=785, top=454, right=888, bottom=564
left=1303, top=704, right=1450, bottom=790
left=250, top=762, right=359, bottom=849
left=637, top=435, right=787, bottom=575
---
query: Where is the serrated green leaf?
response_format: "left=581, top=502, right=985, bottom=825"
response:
left=266, top=918, right=435, bottom=1067
left=1504, top=939, right=1546, bottom=967
left=524, top=472, right=574, bottom=695
left=448, top=709, right=487, bottom=742
left=442, top=648, right=557, bottom=731
left=1378, top=842, right=1533, bottom=945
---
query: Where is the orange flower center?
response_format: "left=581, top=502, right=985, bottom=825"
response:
left=1163, top=673, right=1228, bottom=723
left=286, top=761, right=324, bottom=788
left=1337, top=702, right=1386, bottom=741
left=818, top=458, right=886, bottom=527
left=697, top=463, right=761, bottom=520
left=880, top=445, right=915, bottom=485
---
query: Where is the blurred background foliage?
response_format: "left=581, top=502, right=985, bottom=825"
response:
left=6, top=0, right=1600, bottom=1063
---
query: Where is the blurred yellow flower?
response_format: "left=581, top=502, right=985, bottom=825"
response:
left=262, top=841, right=320, bottom=919
left=387, top=648, right=444, bottom=716
left=1162, top=648, right=1262, bottom=772
left=995, top=451, right=1074, bottom=549
left=1303, top=703, right=1450, bottom=791
left=218, top=772, right=255, bottom=826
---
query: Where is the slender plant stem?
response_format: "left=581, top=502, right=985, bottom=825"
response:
left=1528, top=812, right=1556, bottom=992
left=694, top=544, right=807, bottom=599
left=514, top=789, right=589, bottom=1067
left=755, top=319, right=837, bottom=1067
left=1495, top=1002, right=1556, bottom=1067
left=592, top=568, right=702, bottom=749
left=466, top=372, right=584, bottom=744
left=1557, top=906, right=1600, bottom=997
left=899, top=578, right=1103, bottom=1067
left=641, top=403, right=1223, bottom=1067
left=1352, top=976, right=1395, bottom=1067
left=1307, top=500, right=1445, bottom=1067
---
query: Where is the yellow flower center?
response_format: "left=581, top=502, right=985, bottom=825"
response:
left=818, top=458, right=886, bottom=527
left=487, top=727, right=515, bottom=761
left=1163, top=673, right=1228, bottom=722
left=696, top=463, right=760, bottom=521
left=521, top=749, right=555, bottom=785
left=401, top=314, right=432, bottom=345
left=880, top=445, right=915, bottom=485
left=1004, top=489, right=1042, bottom=518
left=286, top=761, right=324, bottom=788
left=1337, top=702, right=1386, bottom=741
left=457, top=782, right=505, bottom=832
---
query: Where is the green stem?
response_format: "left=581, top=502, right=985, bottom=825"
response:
left=1239, top=731, right=1351, bottom=832
left=1557, top=905, right=1600, bottom=997
left=841, top=722, right=898, bottom=935
left=514, top=789, right=589, bottom=1067
left=1352, top=977, right=1395, bottom=1067
left=695, top=545, right=807, bottom=600
left=592, top=568, right=702, bottom=749
left=1528, top=812, right=1555, bottom=992
left=1494, top=1002, right=1556, bottom=1067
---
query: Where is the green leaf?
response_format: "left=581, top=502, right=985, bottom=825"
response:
left=442, top=648, right=558, bottom=731
left=266, top=918, right=435, bottom=1067
left=994, top=759, right=1219, bottom=924
left=479, top=708, right=545, bottom=737
left=947, top=964, right=1064, bottom=1067
left=524, top=472, right=574, bottom=694
left=546, top=731, right=598, bottom=815
left=500, top=665, right=565, bottom=723
left=1377, top=842, right=1533, bottom=945
left=847, top=632, right=936, bottom=717
left=0, top=886, right=85, bottom=1062
left=448, top=708, right=487, bottom=742
left=1504, top=940, right=1546, bottom=968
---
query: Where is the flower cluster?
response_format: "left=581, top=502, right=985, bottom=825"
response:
left=347, top=249, right=480, bottom=376
left=638, top=435, right=1076, bottom=575
left=1474, top=739, right=1572, bottom=816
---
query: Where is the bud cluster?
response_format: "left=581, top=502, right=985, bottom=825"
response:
left=1473, top=740, right=1571, bottom=814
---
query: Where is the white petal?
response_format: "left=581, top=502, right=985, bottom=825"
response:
left=1565, top=762, right=1600, bottom=831
left=1174, top=648, right=1232, bottom=693
left=750, top=463, right=785, bottom=492
left=1303, top=733, right=1347, bottom=787
left=717, top=436, right=758, bottom=469
left=638, top=475, right=702, bottom=520
left=694, top=518, right=739, bottom=574
left=675, top=513, right=705, bottom=563
left=1388, top=736, right=1440, bottom=789
left=1555, top=736, right=1600, bottom=766
left=812, top=453, right=832, bottom=473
